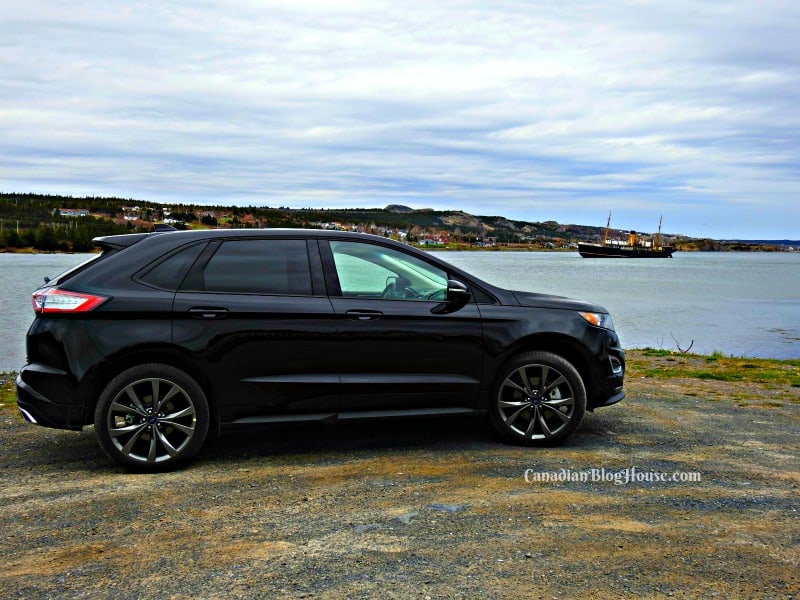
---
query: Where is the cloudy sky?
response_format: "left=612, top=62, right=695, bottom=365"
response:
left=2, top=1, right=799, bottom=239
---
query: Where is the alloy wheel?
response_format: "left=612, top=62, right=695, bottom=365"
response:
left=496, top=362, right=577, bottom=440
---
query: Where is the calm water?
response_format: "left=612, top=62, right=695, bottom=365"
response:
left=1, top=251, right=799, bottom=372
left=0, top=253, right=95, bottom=373
left=433, top=251, right=800, bottom=360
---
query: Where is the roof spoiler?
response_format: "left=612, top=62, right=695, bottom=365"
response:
left=92, top=224, right=178, bottom=251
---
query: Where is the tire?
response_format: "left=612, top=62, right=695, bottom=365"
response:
left=94, top=364, right=210, bottom=471
left=489, top=351, right=586, bottom=446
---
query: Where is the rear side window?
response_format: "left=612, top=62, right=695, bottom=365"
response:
left=139, top=243, right=207, bottom=291
left=190, top=239, right=312, bottom=295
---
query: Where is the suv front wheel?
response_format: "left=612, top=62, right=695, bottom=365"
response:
left=490, top=351, right=586, bottom=445
left=94, top=364, right=210, bottom=471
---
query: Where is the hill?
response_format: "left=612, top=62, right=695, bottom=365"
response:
left=0, top=192, right=792, bottom=252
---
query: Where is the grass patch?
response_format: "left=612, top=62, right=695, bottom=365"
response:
left=626, top=350, right=800, bottom=387
left=639, top=348, right=675, bottom=358
left=0, top=372, right=17, bottom=407
left=693, top=371, right=744, bottom=382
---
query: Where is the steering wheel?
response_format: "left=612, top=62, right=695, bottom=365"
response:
left=424, top=289, right=447, bottom=301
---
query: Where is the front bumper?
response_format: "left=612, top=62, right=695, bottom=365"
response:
left=586, top=346, right=625, bottom=410
left=596, top=389, right=625, bottom=408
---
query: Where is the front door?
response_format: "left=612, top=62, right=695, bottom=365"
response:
left=322, top=239, right=483, bottom=415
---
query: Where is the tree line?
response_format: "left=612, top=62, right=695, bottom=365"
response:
left=0, top=217, right=148, bottom=252
left=8, top=192, right=738, bottom=252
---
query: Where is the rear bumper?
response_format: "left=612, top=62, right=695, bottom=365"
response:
left=16, top=366, right=84, bottom=431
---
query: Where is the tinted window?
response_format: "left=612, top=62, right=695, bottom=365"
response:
left=139, top=243, right=206, bottom=290
left=330, top=241, right=447, bottom=300
left=43, top=252, right=106, bottom=286
left=197, top=239, right=312, bottom=295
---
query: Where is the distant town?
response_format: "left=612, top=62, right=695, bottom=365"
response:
left=0, top=193, right=796, bottom=253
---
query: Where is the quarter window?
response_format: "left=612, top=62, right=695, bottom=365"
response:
left=139, top=242, right=206, bottom=291
left=194, top=239, right=312, bottom=295
left=330, top=241, right=448, bottom=301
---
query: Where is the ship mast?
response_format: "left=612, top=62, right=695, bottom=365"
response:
left=655, top=215, right=663, bottom=250
left=602, top=212, right=611, bottom=246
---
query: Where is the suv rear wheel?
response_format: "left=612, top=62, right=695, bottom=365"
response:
left=94, top=364, right=210, bottom=471
left=490, top=351, right=586, bottom=445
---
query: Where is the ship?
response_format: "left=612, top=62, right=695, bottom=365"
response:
left=578, top=214, right=676, bottom=258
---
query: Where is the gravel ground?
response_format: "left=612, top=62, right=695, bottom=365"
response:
left=1, top=353, right=798, bottom=599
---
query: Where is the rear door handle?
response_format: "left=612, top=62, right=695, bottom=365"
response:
left=345, top=310, right=383, bottom=321
left=189, top=307, right=229, bottom=319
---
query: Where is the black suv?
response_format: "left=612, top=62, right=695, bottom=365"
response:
left=17, top=229, right=624, bottom=470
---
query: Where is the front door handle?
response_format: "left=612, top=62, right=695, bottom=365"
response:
left=345, top=310, right=383, bottom=321
left=188, top=307, right=229, bottom=319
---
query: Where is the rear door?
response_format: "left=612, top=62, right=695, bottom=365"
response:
left=171, top=237, right=338, bottom=424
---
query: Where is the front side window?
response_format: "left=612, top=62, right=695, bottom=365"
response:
left=190, top=239, right=312, bottom=295
left=330, top=241, right=447, bottom=301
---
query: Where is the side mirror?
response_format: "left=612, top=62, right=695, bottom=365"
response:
left=431, top=280, right=471, bottom=314
left=446, top=279, right=471, bottom=302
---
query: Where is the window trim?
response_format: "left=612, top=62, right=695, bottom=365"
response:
left=319, top=239, right=342, bottom=296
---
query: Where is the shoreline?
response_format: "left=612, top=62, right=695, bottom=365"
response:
left=4, top=348, right=799, bottom=402
left=3, top=349, right=800, bottom=379
left=2, top=245, right=796, bottom=255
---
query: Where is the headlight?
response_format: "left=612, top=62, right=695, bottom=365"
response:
left=579, top=311, right=615, bottom=331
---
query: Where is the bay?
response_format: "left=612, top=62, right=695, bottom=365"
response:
left=1, top=253, right=95, bottom=374
left=1, top=250, right=798, bottom=373
left=432, top=251, right=800, bottom=360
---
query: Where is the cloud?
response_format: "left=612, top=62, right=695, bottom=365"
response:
left=1, top=0, right=799, bottom=238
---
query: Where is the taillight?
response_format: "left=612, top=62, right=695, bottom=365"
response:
left=32, top=289, right=108, bottom=313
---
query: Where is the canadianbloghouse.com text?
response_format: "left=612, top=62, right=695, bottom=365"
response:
left=523, top=467, right=702, bottom=486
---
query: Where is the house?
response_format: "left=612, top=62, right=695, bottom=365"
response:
left=57, top=208, right=90, bottom=218
left=122, top=206, right=142, bottom=221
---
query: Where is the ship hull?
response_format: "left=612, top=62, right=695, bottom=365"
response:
left=578, top=243, right=675, bottom=258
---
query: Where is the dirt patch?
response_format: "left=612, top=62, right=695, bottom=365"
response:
left=1, top=352, right=799, bottom=598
